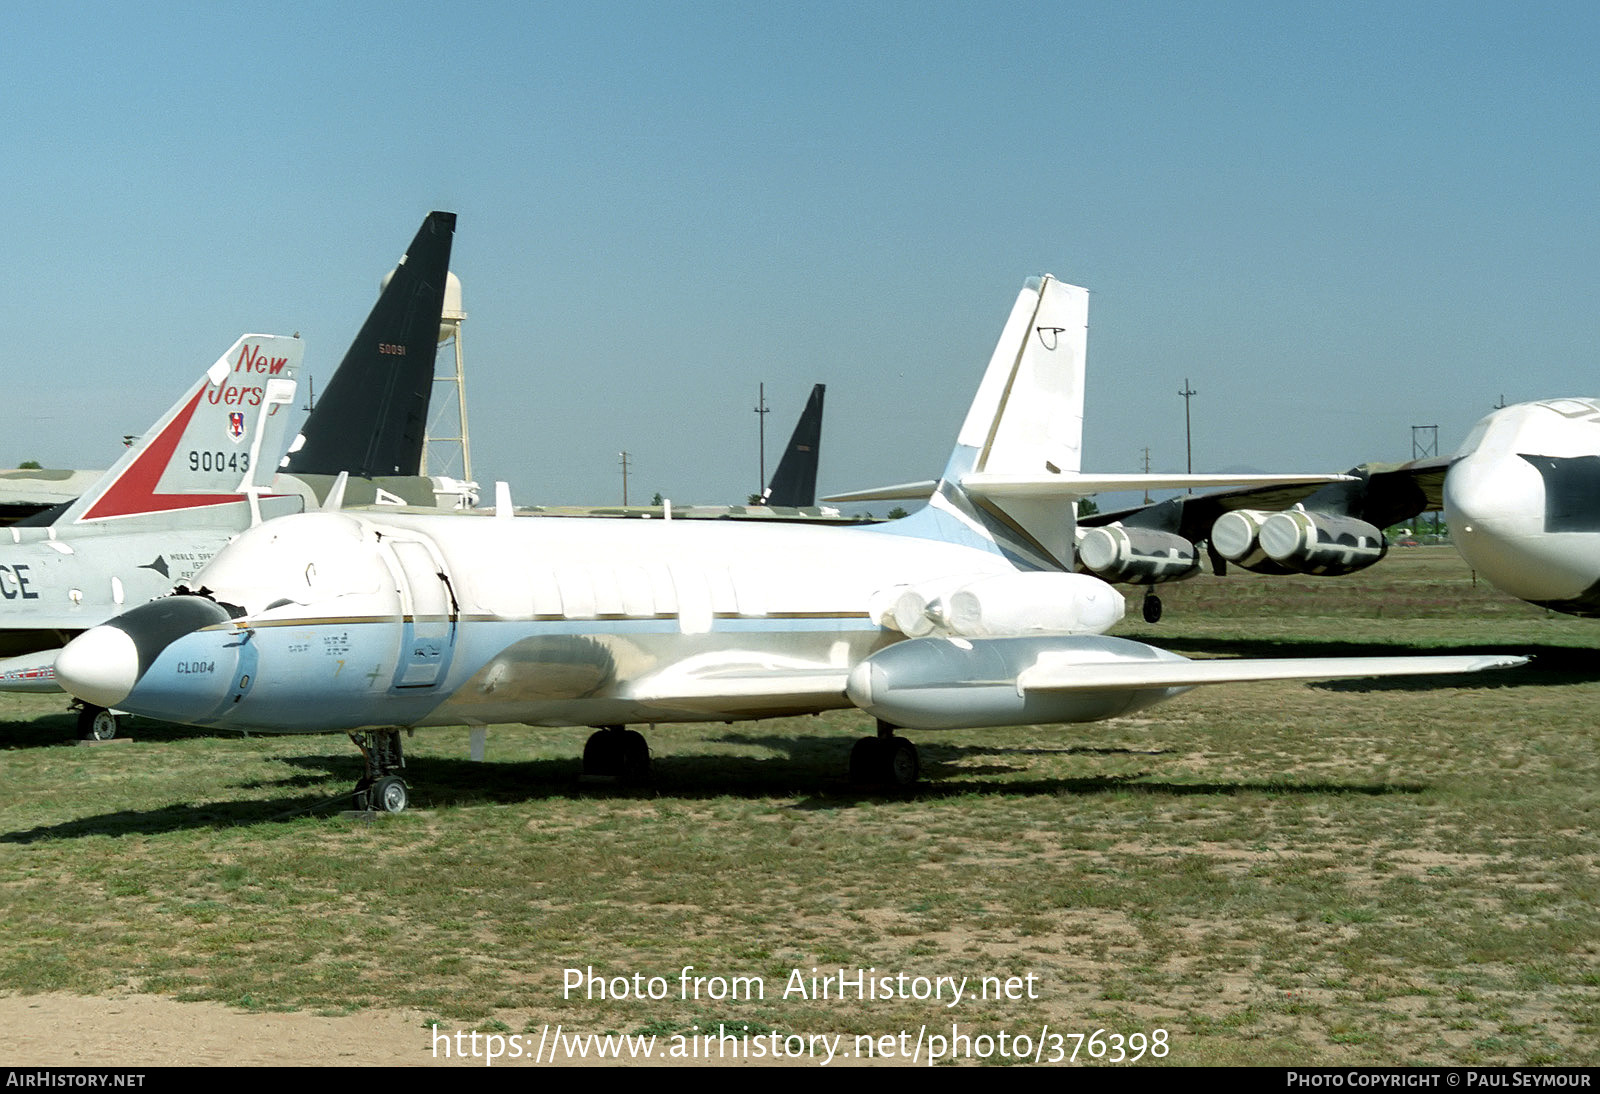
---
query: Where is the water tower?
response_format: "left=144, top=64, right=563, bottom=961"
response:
left=423, top=271, right=471, bottom=482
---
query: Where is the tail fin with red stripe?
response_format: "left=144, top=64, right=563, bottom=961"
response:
left=58, top=334, right=302, bottom=528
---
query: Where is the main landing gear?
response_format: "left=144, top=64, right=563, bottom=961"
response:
left=1142, top=592, right=1163, bottom=624
left=582, top=725, right=652, bottom=783
left=849, top=720, right=920, bottom=789
left=350, top=728, right=409, bottom=813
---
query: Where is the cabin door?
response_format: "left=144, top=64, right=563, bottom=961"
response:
left=388, top=538, right=459, bottom=689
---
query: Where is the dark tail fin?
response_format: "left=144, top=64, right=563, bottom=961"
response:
left=761, top=383, right=825, bottom=506
left=282, top=211, right=456, bottom=478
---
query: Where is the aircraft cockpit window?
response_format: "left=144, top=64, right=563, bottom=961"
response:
left=188, top=512, right=394, bottom=616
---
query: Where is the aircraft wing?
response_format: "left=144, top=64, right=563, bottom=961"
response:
left=825, top=471, right=1352, bottom=506
left=963, top=472, right=1350, bottom=499
left=622, top=642, right=1527, bottom=710
left=1085, top=458, right=1451, bottom=541
left=1016, top=651, right=1526, bottom=692
left=0, top=470, right=105, bottom=525
left=847, top=634, right=1528, bottom=731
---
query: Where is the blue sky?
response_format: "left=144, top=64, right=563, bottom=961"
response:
left=4, top=2, right=1597, bottom=507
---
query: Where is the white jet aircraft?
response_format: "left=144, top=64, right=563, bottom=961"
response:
left=53, top=276, right=1523, bottom=811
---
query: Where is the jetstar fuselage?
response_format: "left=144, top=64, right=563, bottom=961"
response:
left=62, top=508, right=1134, bottom=734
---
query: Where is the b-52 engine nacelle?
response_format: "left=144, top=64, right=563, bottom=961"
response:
left=1212, top=508, right=1387, bottom=577
left=1076, top=525, right=1201, bottom=585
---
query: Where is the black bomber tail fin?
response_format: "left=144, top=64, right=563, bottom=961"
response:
left=282, top=211, right=456, bottom=478
left=761, top=383, right=825, bottom=507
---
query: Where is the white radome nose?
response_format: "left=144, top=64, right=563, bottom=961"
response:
left=55, top=625, right=141, bottom=709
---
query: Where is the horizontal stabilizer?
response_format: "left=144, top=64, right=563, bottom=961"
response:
left=823, top=480, right=938, bottom=504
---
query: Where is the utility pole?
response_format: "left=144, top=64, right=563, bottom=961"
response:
left=754, top=383, right=770, bottom=495
left=619, top=451, right=630, bottom=506
left=1178, top=378, right=1197, bottom=475
left=1411, top=426, right=1439, bottom=535
left=1411, top=425, right=1438, bottom=460
left=1141, top=446, right=1153, bottom=504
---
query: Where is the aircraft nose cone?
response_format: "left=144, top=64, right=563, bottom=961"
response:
left=54, top=595, right=235, bottom=711
left=55, top=625, right=140, bottom=709
left=1444, top=453, right=1541, bottom=533
left=1442, top=452, right=1562, bottom=597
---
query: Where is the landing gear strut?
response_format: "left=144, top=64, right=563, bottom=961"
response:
left=351, top=728, right=409, bottom=813
left=582, top=725, right=652, bottom=783
left=849, top=720, right=920, bottom=788
left=76, top=705, right=120, bottom=742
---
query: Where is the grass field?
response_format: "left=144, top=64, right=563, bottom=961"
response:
left=1, top=546, right=1595, bottom=1065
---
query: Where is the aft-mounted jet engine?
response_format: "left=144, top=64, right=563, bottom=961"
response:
left=1212, top=508, right=1387, bottom=576
left=885, top=571, right=1126, bottom=639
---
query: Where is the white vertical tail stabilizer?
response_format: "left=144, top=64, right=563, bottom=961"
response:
left=954, top=275, right=1089, bottom=481
left=895, top=276, right=1091, bottom=570
left=886, top=276, right=1345, bottom=570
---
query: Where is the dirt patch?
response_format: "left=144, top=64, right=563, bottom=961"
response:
left=3, top=993, right=451, bottom=1066
left=0, top=992, right=902, bottom=1067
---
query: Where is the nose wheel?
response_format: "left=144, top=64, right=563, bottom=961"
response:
left=369, top=775, right=409, bottom=814
left=76, top=705, right=121, bottom=742
left=351, top=729, right=410, bottom=813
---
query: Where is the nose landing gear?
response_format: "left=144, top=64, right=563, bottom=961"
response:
left=351, top=728, right=409, bottom=813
